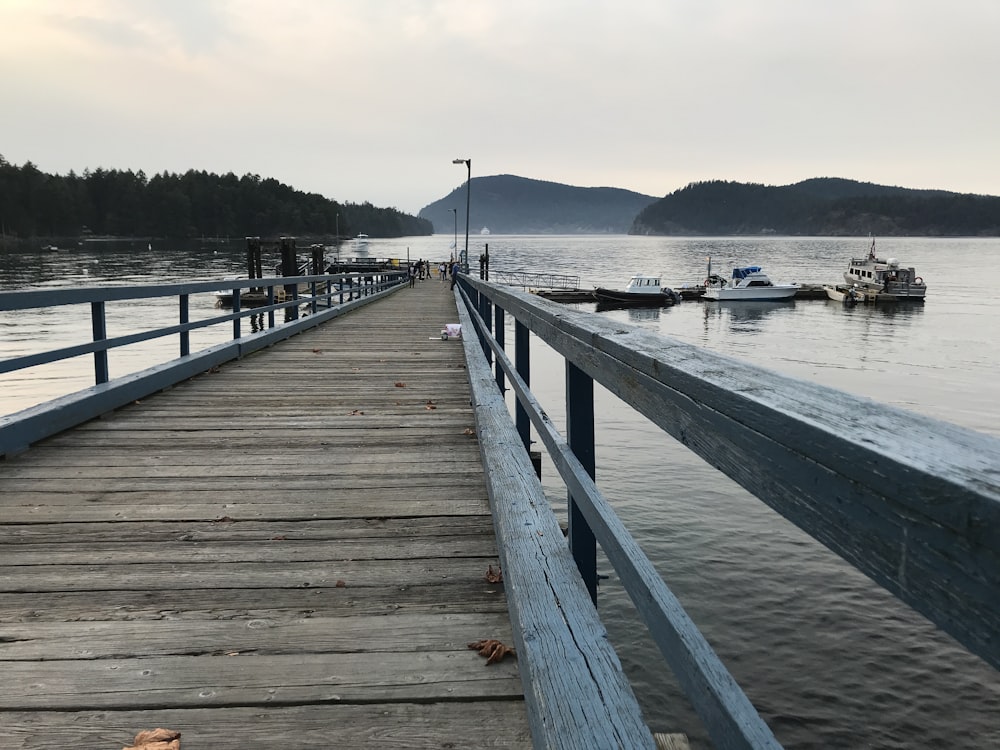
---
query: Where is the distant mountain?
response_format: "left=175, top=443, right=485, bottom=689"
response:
left=419, top=174, right=658, bottom=235
left=631, top=178, right=1000, bottom=236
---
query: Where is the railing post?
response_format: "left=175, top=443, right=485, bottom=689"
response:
left=494, top=304, right=505, bottom=394
left=566, top=360, right=597, bottom=603
left=232, top=289, right=242, bottom=340
left=280, top=236, right=298, bottom=322
left=267, top=286, right=275, bottom=329
left=91, top=300, right=108, bottom=385
left=515, top=320, right=531, bottom=454
left=179, top=294, right=190, bottom=357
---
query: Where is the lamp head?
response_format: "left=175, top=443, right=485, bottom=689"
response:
left=452, top=158, right=469, bottom=165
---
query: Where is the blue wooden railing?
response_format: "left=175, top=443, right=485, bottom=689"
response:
left=0, top=270, right=405, bottom=456
left=453, top=274, right=1000, bottom=750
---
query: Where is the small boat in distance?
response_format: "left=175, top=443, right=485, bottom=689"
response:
left=824, top=284, right=865, bottom=305
left=594, top=274, right=680, bottom=307
left=702, top=264, right=798, bottom=301
left=843, top=237, right=926, bottom=301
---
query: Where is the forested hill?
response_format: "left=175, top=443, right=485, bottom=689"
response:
left=419, top=174, right=657, bottom=234
left=0, top=156, right=432, bottom=242
left=631, top=178, right=1000, bottom=236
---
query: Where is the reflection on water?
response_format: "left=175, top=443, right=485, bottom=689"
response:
left=701, top=299, right=796, bottom=331
left=626, top=306, right=661, bottom=323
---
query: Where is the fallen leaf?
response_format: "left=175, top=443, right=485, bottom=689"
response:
left=463, top=428, right=475, bottom=436
left=468, top=639, right=516, bottom=665
left=124, top=727, right=181, bottom=750
left=485, top=564, right=503, bottom=584
left=395, top=381, right=406, bottom=387
left=335, top=580, right=347, bottom=588
left=312, top=348, right=323, bottom=354
left=213, top=516, right=234, bottom=523
left=425, top=403, right=437, bottom=410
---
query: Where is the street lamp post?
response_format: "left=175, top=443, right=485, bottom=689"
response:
left=452, top=158, right=471, bottom=273
left=449, top=208, right=457, bottom=261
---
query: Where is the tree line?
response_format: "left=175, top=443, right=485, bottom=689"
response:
left=631, top=178, right=1000, bottom=236
left=0, top=155, right=432, bottom=243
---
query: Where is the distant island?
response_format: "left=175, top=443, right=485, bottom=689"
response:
left=419, top=174, right=657, bottom=235
left=631, top=178, right=1000, bottom=236
left=420, top=175, right=1000, bottom=237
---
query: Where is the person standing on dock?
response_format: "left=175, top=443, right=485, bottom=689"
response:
left=408, top=263, right=416, bottom=288
left=449, top=259, right=460, bottom=290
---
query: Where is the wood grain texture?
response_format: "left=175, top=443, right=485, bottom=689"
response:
left=455, top=290, right=658, bottom=750
left=467, top=277, right=1000, bottom=674
left=0, top=280, right=530, bottom=749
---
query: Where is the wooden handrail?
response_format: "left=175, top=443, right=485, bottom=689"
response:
left=455, top=274, right=1000, bottom=748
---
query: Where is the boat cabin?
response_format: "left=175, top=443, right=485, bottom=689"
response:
left=847, top=257, right=919, bottom=285
left=731, top=266, right=776, bottom=287
left=625, top=274, right=662, bottom=293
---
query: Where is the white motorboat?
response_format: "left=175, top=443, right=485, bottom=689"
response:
left=702, top=265, right=798, bottom=301
left=843, top=238, right=926, bottom=300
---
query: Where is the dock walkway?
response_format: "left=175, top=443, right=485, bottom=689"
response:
left=0, top=278, right=532, bottom=748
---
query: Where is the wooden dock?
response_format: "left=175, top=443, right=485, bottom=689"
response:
left=0, top=279, right=531, bottom=748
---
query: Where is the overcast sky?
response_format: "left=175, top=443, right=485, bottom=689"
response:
left=2, top=0, right=998, bottom=215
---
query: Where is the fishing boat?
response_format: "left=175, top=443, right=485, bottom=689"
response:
left=843, top=237, right=926, bottom=301
left=594, top=274, right=680, bottom=307
left=702, top=265, right=798, bottom=301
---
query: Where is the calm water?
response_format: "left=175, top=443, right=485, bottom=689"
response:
left=2, top=236, right=999, bottom=748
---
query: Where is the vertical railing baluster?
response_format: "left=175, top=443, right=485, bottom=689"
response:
left=567, top=361, right=597, bottom=603
left=233, top=289, right=242, bottom=340
left=91, top=300, right=108, bottom=385
left=494, top=304, right=505, bottom=393
left=179, top=294, right=190, bottom=357
left=267, top=286, right=275, bottom=329
left=515, top=320, right=530, bottom=453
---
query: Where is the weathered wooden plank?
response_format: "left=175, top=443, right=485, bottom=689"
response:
left=0, top=465, right=482, bottom=485
left=0, top=651, right=523, bottom=710
left=0, top=498, right=490, bottom=522
left=0, top=516, right=496, bottom=544
left=0, top=557, right=501, bottom=593
left=1, top=449, right=478, bottom=472
left=1, top=537, right=498, bottom=565
left=0, top=612, right=512, bottom=660
left=0, top=702, right=532, bottom=750
left=0, top=477, right=484, bottom=495
left=0, top=583, right=510, bottom=623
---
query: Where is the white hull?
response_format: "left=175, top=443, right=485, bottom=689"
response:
left=824, top=284, right=865, bottom=304
left=703, top=285, right=797, bottom=301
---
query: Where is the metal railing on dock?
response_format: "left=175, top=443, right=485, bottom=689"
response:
left=452, top=273, right=1000, bottom=749
left=490, top=269, right=580, bottom=290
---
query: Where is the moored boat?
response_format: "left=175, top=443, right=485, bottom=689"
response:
left=823, top=284, right=866, bottom=305
left=594, top=274, right=680, bottom=307
left=702, top=265, right=798, bottom=301
left=843, top=238, right=926, bottom=301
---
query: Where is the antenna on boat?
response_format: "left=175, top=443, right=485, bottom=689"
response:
left=869, top=235, right=876, bottom=260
